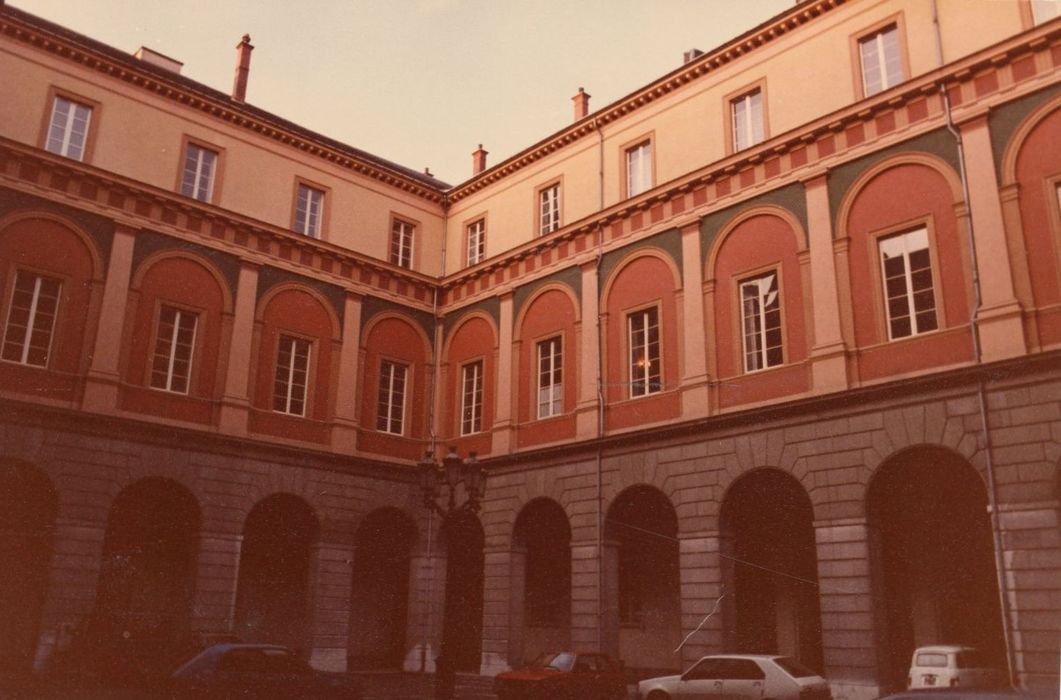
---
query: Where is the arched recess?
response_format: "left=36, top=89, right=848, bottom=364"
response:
left=440, top=510, right=485, bottom=672
left=0, top=461, right=57, bottom=674
left=837, top=155, right=972, bottom=381
left=234, top=493, right=320, bottom=651
left=600, top=251, right=682, bottom=431
left=509, top=498, right=572, bottom=666
left=121, top=252, right=230, bottom=423
left=358, top=313, right=432, bottom=460
left=0, top=212, right=102, bottom=401
left=719, top=468, right=823, bottom=671
left=348, top=507, right=418, bottom=670
left=603, top=485, right=680, bottom=672
left=866, top=446, right=1005, bottom=690
left=94, top=478, right=201, bottom=654
left=1000, top=98, right=1061, bottom=349
left=442, top=312, right=498, bottom=454
left=705, top=207, right=810, bottom=406
left=513, top=285, right=579, bottom=445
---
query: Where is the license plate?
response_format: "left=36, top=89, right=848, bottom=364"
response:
left=922, top=675, right=936, bottom=686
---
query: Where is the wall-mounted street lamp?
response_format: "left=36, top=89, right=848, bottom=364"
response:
left=418, top=446, right=485, bottom=518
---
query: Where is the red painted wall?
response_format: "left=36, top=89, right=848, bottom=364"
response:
left=516, top=288, right=577, bottom=447
left=710, top=213, right=809, bottom=408
left=121, top=256, right=225, bottom=424
left=604, top=255, right=681, bottom=431
left=358, top=316, right=430, bottom=461
left=0, top=217, right=96, bottom=402
left=443, top=315, right=495, bottom=456
left=1014, top=106, right=1061, bottom=348
left=846, top=163, right=973, bottom=380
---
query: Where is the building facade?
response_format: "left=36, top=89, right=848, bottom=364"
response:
left=0, top=0, right=1059, bottom=697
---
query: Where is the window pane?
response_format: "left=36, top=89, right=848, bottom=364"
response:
left=3, top=272, right=62, bottom=367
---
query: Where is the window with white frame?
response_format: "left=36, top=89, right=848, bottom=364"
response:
left=731, top=89, right=764, bottom=152
left=391, top=219, right=415, bottom=269
left=376, top=360, right=407, bottom=434
left=460, top=360, right=483, bottom=435
left=626, top=141, right=652, bottom=197
left=293, top=184, right=324, bottom=237
left=859, top=24, right=903, bottom=96
left=628, top=307, right=661, bottom=398
left=273, top=334, right=311, bottom=416
left=1031, top=0, right=1061, bottom=24
left=45, top=96, right=92, bottom=161
left=539, top=184, right=561, bottom=236
left=466, top=219, right=485, bottom=267
left=537, top=336, right=562, bottom=419
left=879, top=227, right=938, bottom=340
left=149, top=305, right=198, bottom=393
left=2, top=271, right=61, bottom=367
left=740, top=272, right=783, bottom=373
left=180, top=143, right=218, bottom=202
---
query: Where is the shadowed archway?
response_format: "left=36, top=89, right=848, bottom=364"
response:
left=512, top=498, right=571, bottom=664
left=441, top=511, right=485, bottom=672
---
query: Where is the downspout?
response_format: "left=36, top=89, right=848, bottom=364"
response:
left=593, top=117, right=607, bottom=652
left=421, top=195, right=449, bottom=672
left=931, top=1, right=1017, bottom=685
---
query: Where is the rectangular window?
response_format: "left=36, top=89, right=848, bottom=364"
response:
left=180, top=143, right=218, bottom=202
left=273, top=334, right=311, bottom=416
left=539, top=184, right=561, bottom=236
left=1032, top=0, right=1061, bottom=24
left=460, top=360, right=483, bottom=435
left=391, top=219, right=415, bottom=269
left=536, top=337, right=563, bottom=419
left=45, top=96, right=92, bottom=161
left=149, top=305, right=198, bottom=393
left=626, top=141, right=652, bottom=197
left=376, top=360, right=408, bottom=435
left=731, top=89, right=764, bottom=152
left=2, top=271, right=61, bottom=367
left=879, top=227, right=938, bottom=340
left=466, top=219, right=485, bottom=267
left=740, top=272, right=783, bottom=373
left=628, top=307, right=661, bottom=398
left=859, top=24, right=903, bottom=96
left=294, top=184, right=324, bottom=238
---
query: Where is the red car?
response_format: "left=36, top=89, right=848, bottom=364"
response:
left=494, top=650, right=627, bottom=700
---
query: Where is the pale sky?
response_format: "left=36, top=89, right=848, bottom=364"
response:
left=11, top=0, right=793, bottom=185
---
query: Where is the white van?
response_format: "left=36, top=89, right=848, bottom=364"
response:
left=907, top=645, right=1007, bottom=689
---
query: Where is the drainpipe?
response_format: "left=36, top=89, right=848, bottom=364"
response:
left=593, top=117, right=607, bottom=652
left=931, top=0, right=1017, bottom=686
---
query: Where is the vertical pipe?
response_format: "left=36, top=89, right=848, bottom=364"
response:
left=594, top=117, right=607, bottom=652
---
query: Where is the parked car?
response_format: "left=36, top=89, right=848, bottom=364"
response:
left=637, top=654, right=830, bottom=700
left=494, top=650, right=627, bottom=700
left=168, top=643, right=361, bottom=699
left=907, top=645, right=1007, bottom=690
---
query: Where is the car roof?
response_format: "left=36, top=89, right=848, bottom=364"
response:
left=912, top=645, right=977, bottom=653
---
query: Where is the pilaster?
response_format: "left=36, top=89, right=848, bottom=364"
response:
left=679, top=221, right=710, bottom=418
left=218, top=261, right=260, bottom=434
left=803, top=173, right=849, bottom=395
left=331, top=292, right=363, bottom=452
left=492, top=293, right=515, bottom=454
left=677, top=533, right=723, bottom=668
left=576, top=262, right=601, bottom=440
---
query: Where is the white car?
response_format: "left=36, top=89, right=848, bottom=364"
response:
left=907, top=645, right=1006, bottom=689
left=638, top=654, right=831, bottom=700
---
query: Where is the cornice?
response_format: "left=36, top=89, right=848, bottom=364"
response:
left=0, top=7, right=448, bottom=203
left=447, top=0, right=849, bottom=200
left=0, top=137, right=438, bottom=311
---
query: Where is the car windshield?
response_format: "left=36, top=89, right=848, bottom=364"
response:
left=775, top=657, right=819, bottom=678
left=528, top=652, right=575, bottom=672
left=915, top=653, right=949, bottom=668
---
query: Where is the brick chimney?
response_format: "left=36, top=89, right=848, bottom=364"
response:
left=572, top=87, right=590, bottom=121
left=232, top=34, right=254, bottom=102
left=472, top=144, right=488, bottom=176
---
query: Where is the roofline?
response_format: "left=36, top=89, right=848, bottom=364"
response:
left=446, top=0, right=848, bottom=200
left=0, top=3, right=451, bottom=198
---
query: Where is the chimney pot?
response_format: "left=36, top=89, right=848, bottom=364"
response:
left=472, top=145, right=488, bottom=176
left=683, top=48, right=704, bottom=64
left=572, top=87, right=591, bottom=121
left=232, top=34, right=254, bottom=102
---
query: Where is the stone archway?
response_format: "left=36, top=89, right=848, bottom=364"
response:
left=867, top=447, right=1006, bottom=690
left=0, top=462, right=57, bottom=674
left=720, top=468, right=823, bottom=671
left=234, top=494, right=319, bottom=651
left=512, top=498, right=571, bottom=664
left=348, top=507, right=417, bottom=670
left=604, top=485, right=680, bottom=673
left=441, top=511, right=485, bottom=672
